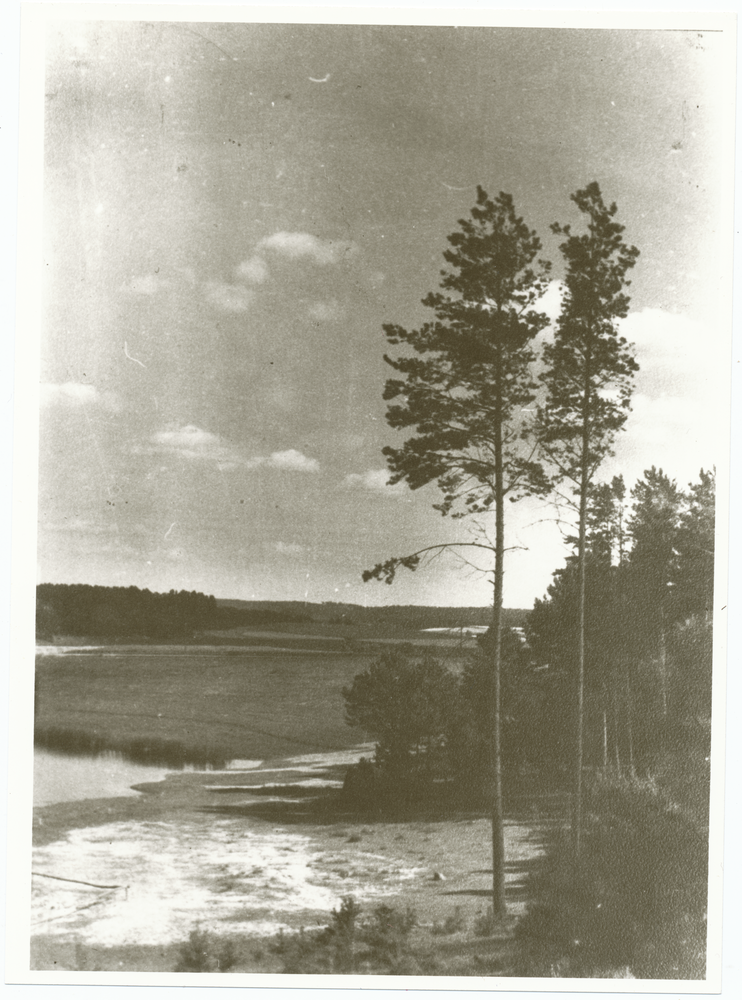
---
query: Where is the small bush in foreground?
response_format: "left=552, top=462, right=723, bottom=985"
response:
left=275, top=898, right=419, bottom=975
left=473, top=907, right=497, bottom=938
left=175, top=927, right=239, bottom=972
left=432, top=907, right=467, bottom=936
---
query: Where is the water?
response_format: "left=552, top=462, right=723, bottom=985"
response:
left=32, top=745, right=374, bottom=807
left=33, top=748, right=171, bottom=807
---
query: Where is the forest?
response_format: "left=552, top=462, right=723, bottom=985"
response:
left=340, top=182, right=716, bottom=977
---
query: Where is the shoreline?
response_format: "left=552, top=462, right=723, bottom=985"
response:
left=30, top=756, right=554, bottom=972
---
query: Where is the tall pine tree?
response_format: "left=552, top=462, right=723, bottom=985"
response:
left=364, top=188, right=551, bottom=916
left=537, top=183, right=639, bottom=859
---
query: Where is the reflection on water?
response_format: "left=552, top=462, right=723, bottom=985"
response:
left=33, top=748, right=170, bottom=807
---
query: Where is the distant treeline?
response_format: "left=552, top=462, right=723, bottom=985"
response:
left=37, top=584, right=521, bottom=641
left=36, top=584, right=311, bottom=641
left=216, top=599, right=527, bottom=632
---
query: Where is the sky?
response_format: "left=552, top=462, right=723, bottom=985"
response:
left=36, top=16, right=733, bottom=609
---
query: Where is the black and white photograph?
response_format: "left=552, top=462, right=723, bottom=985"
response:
left=7, top=5, right=737, bottom=991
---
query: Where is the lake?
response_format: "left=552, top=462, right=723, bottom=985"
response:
left=33, top=748, right=172, bottom=807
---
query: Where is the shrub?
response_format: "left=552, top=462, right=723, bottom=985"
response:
left=342, top=757, right=385, bottom=807
left=332, top=896, right=362, bottom=972
left=275, top=899, right=422, bottom=975
left=515, top=772, right=708, bottom=978
left=360, top=903, right=417, bottom=971
left=432, top=907, right=466, bottom=936
left=473, top=907, right=497, bottom=938
left=175, top=927, right=239, bottom=973
left=343, top=652, right=460, bottom=790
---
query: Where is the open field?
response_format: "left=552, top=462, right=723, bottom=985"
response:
left=35, top=649, right=383, bottom=764
left=35, top=637, right=476, bottom=764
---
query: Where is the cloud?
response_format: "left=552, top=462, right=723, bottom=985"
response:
left=40, top=382, right=120, bottom=411
left=146, top=425, right=242, bottom=468
left=257, top=231, right=358, bottom=266
left=618, top=308, right=720, bottom=395
left=275, top=541, right=305, bottom=556
left=307, top=299, right=343, bottom=322
left=247, top=449, right=320, bottom=472
left=343, top=468, right=405, bottom=494
left=121, top=274, right=169, bottom=295
left=204, top=281, right=254, bottom=313
left=535, top=280, right=564, bottom=323
left=609, top=389, right=721, bottom=489
left=602, top=310, right=727, bottom=485
left=152, top=425, right=221, bottom=451
left=141, top=429, right=320, bottom=474
left=236, top=256, right=269, bottom=284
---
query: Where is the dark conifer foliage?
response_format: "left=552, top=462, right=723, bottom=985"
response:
left=36, top=583, right=218, bottom=640
left=672, top=468, right=716, bottom=623
left=527, top=467, right=715, bottom=779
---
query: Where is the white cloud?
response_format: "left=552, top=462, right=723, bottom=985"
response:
left=614, top=391, right=721, bottom=484
left=152, top=425, right=221, bottom=451
left=40, top=382, right=120, bottom=411
left=618, top=308, right=721, bottom=395
left=262, top=449, right=320, bottom=472
left=43, top=517, right=112, bottom=536
left=41, top=382, right=98, bottom=406
left=142, top=429, right=320, bottom=474
left=146, top=425, right=242, bottom=468
left=275, top=541, right=305, bottom=556
left=257, top=231, right=358, bottom=266
left=121, top=274, right=169, bottom=295
left=602, top=308, right=728, bottom=486
left=307, top=299, right=343, bottom=322
left=204, top=282, right=254, bottom=313
left=236, top=256, right=269, bottom=284
left=343, top=468, right=405, bottom=494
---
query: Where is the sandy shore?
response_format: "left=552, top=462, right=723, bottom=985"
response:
left=31, top=749, right=557, bottom=972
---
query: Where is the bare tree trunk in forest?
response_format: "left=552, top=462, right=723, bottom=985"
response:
left=659, top=605, right=668, bottom=719
left=490, top=362, right=507, bottom=919
left=612, top=678, right=622, bottom=775
left=625, top=660, right=636, bottom=778
left=573, top=370, right=590, bottom=862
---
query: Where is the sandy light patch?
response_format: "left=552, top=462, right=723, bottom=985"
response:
left=32, top=813, right=432, bottom=947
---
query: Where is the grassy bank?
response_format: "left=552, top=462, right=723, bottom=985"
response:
left=513, top=769, right=709, bottom=979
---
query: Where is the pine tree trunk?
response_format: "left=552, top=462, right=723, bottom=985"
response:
left=625, top=660, right=636, bottom=778
left=659, top=603, right=668, bottom=719
left=612, top=678, right=622, bottom=775
left=573, top=361, right=591, bottom=862
left=490, top=360, right=507, bottom=919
